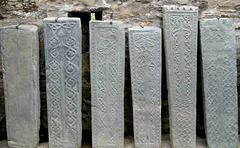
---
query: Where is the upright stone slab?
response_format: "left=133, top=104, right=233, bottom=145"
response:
left=44, top=18, right=82, bottom=148
left=0, top=25, right=40, bottom=147
left=200, top=18, right=238, bottom=148
left=128, top=27, right=162, bottom=148
left=90, top=20, right=125, bottom=148
left=163, top=5, right=198, bottom=148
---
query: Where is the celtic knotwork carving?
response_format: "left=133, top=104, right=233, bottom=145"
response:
left=49, top=36, right=60, bottom=48
left=129, top=27, right=161, bottom=147
left=91, top=21, right=124, bottom=148
left=97, top=27, right=119, bottom=145
left=64, top=35, right=78, bottom=143
left=45, top=18, right=81, bottom=147
left=169, top=14, right=195, bottom=114
left=200, top=18, right=238, bottom=148
left=48, top=42, right=62, bottom=145
left=174, top=115, right=195, bottom=147
left=163, top=5, right=198, bottom=148
left=66, top=36, right=77, bottom=47
left=48, top=23, right=62, bottom=33
left=48, top=22, right=76, bottom=34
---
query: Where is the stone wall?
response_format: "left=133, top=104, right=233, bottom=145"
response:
left=0, top=0, right=239, bottom=142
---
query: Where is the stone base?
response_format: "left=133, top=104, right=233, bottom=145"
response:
left=0, top=135, right=213, bottom=148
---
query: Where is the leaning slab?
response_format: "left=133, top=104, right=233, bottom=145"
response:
left=90, top=20, right=125, bottom=148
left=0, top=25, right=40, bottom=148
left=128, top=27, right=162, bottom=148
left=200, top=18, right=238, bottom=148
left=44, top=18, right=82, bottom=148
left=163, top=5, right=198, bottom=148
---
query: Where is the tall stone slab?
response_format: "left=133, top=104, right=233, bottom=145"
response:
left=163, top=5, right=198, bottom=148
left=128, top=27, right=162, bottom=148
left=0, top=25, right=40, bottom=147
left=44, top=18, right=82, bottom=148
left=90, top=20, right=125, bottom=148
left=200, top=18, right=238, bottom=148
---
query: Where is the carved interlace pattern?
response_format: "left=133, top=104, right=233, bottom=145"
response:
left=46, top=21, right=81, bottom=147
left=129, top=29, right=161, bottom=147
left=163, top=6, right=198, bottom=148
left=170, top=15, right=195, bottom=114
left=48, top=33, right=62, bottom=145
left=91, top=22, right=124, bottom=148
left=201, top=19, right=238, bottom=148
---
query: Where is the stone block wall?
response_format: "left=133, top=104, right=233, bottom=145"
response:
left=0, top=0, right=239, bottom=142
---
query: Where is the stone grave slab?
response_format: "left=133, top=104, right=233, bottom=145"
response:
left=200, top=18, right=238, bottom=148
left=128, top=27, right=162, bottom=148
left=44, top=18, right=82, bottom=148
left=0, top=25, right=40, bottom=148
left=163, top=5, right=198, bottom=148
left=90, top=20, right=125, bottom=148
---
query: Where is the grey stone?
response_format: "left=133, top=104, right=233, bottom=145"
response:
left=200, top=18, right=238, bottom=148
left=90, top=20, right=125, bottom=148
left=163, top=5, right=198, bottom=148
left=43, top=18, right=82, bottom=148
left=175, top=0, right=189, bottom=5
left=0, top=25, right=40, bottom=148
left=128, top=27, right=162, bottom=148
left=81, top=0, right=95, bottom=6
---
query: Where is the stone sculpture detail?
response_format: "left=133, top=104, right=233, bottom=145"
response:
left=200, top=18, right=238, bottom=148
left=163, top=5, right=198, bottom=148
left=90, top=21, right=125, bottom=148
left=44, top=18, right=82, bottom=148
left=128, top=27, right=162, bottom=148
left=0, top=25, right=40, bottom=148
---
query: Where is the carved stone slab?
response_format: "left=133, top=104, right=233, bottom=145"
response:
left=90, top=21, right=125, bottom=148
left=44, top=18, right=82, bottom=148
left=128, top=27, right=162, bottom=148
left=200, top=18, right=238, bottom=148
left=0, top=25, right=40, bottom=147
left=163, top=5, right=198, bottom=148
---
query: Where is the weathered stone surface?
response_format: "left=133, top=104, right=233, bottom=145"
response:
left=90, top=20, right=125, bottom=148
left=200, top=18, right=238, bottom=148
left=1, top=0, right=240, bottom=143
left=175, top=0, right=189, bottom=5
left=44, top=18, right=82, bottom=147
left=128, top=27, right=162, bottom=148
left=163, top=5, right=198, bottom=148
left=81, top=0, right=95, bottom=6
left=0, top=25, right=40, bottom=147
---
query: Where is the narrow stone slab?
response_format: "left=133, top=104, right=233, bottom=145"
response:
left=163, top=5, right=198, bottom=148
left=200, top=18, right=238, bottom=148
left=90, top=20, right=125, bottom=148
left=0, top=25, right=40, bottom=147
left=44, top=18, right=82, bottom=147
left=128, top=27, right=162, bottom=148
